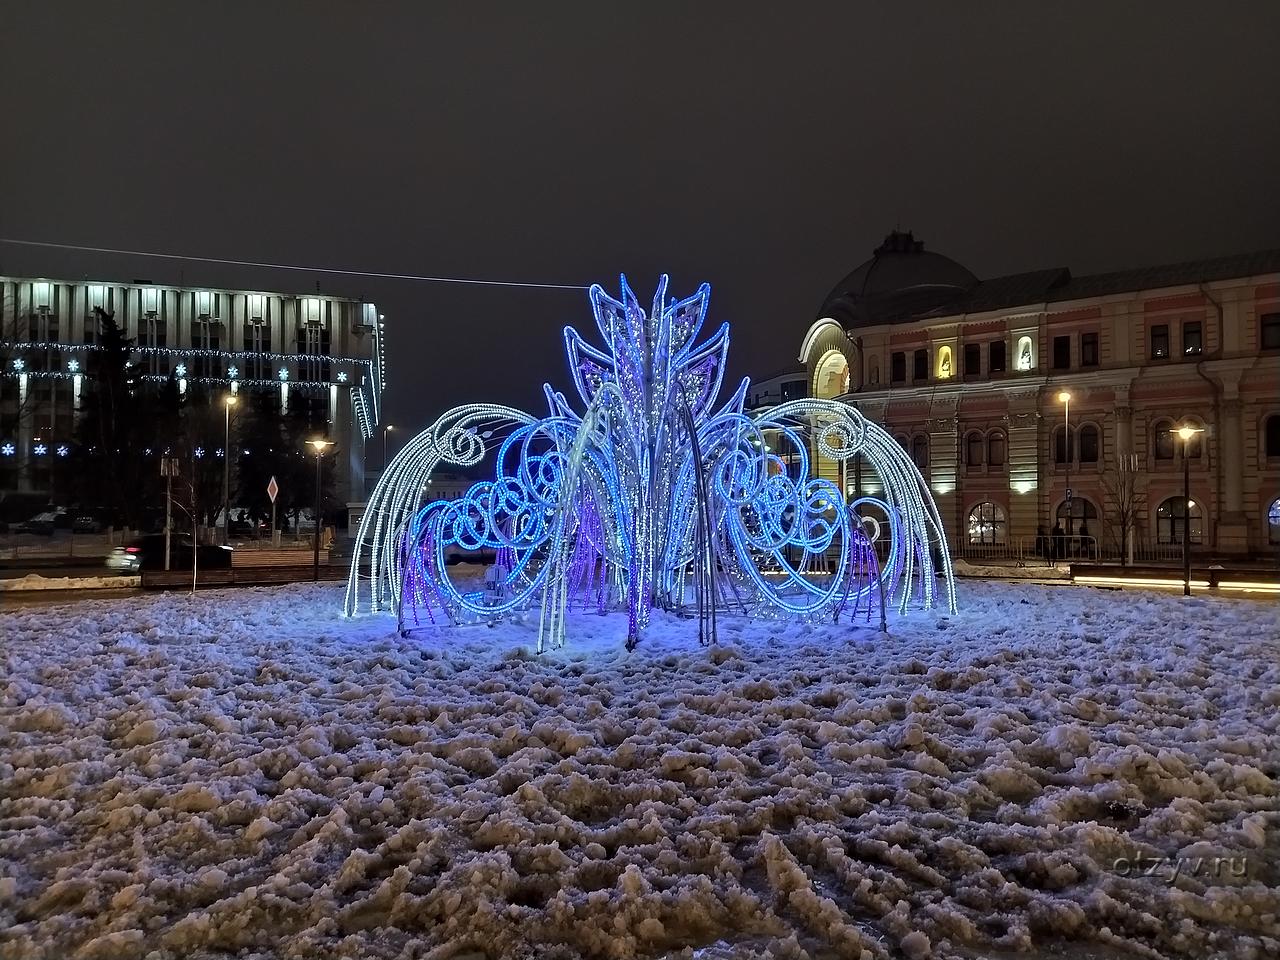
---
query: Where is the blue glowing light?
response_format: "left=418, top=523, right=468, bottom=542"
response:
left=68, top=359, right=80, bottom=373
left=347, top=276, right=955, bottom=651
left=33, top=443, right=47, bottom=456
left=56, top=444, right=69, bottom=457
left=1, top=443, right=14, bottom=456
left=175, top=363, right=187, bottom=378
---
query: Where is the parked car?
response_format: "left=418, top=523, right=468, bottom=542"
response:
left=73, top=514, right=104, bottom=534
left=15, top=510, right=64, bottom=535
left=106, top=535, right=234, bottom=572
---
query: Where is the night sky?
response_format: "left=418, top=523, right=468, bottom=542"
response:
left=2, top=2, right=1278, bottom=433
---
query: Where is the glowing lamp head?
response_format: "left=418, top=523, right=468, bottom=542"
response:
left=1057, top=391, right=1071, bottom=404
left=1176, top=425, right=1199, bottom=442
left=308, top=439, right=332, bottom=453
left=225, top=394, right=238, bottom=407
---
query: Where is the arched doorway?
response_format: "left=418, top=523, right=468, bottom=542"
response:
left=812, top=350, right=851, bottom=494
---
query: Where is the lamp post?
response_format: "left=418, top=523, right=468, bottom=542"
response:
left=383, top=423, right=394, bottom=473
left=1176, top=424, right=1202, bottom=596
left=223, top=394, right=237, bottom=545
left=1058, top=391, right=1071, bottom=552
left=308, top=439, right=332, bottom=581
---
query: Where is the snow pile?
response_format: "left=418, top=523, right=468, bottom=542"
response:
left=0, top=573, right=140, bottom=591
left=2, top=582, right=1278, bottom=959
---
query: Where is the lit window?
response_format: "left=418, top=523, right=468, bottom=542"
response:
left=967, top=501, right=1007, bottom=545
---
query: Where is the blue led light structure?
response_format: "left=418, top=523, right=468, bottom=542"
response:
left=346, top=277, right=955, bottom=651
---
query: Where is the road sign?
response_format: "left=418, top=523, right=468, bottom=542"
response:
left=267, top=476, right=279, bottom=503
left=160, top=457, right=180, bottom=477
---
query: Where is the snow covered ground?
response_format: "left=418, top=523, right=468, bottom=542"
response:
left=2, top=581, right=1278, bottom=960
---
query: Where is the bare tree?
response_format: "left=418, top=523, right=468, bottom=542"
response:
left=1102, top=453, right=1145, bottom=565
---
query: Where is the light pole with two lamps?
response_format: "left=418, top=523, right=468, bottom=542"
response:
left=308, top=438, right=332, bottom=582
left=1176, top=424, right=1203, bottom=596
left=223, top=394, right=237, bottom=544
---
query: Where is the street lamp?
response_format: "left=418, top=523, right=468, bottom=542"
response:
left=1176, top=424, right=1203, bottom=596
left=223, top=394, right=237, bottom=544
left=383, top=423, right=394, bottom=472
left=1057, top=391, right=1071, bottom=553
left=308, top=438, right=332, bottom=581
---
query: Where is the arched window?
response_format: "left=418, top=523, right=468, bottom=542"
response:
left=1153, top=420, right=1175, bottom=460
left=987, top=431, right=1007, bottom=467
left=1054, top=425, right=1074, bottom=464
left=1157, top=496, right=1202, bottom=544
left=911, top=434, right=929, bottom=469
left=967, top=502, right=1007, bottom=545
left=1079, top=424, right=1100, bottom=463
left=1269, top=498, right=1280, bottom=544
left=1055, top=498, right=1098, bottom=537
left=1265, top=416, right=1280, bottom=459
left=895, top=433, right=910, bottom=452
left=965, top=431, right=984, bottom=467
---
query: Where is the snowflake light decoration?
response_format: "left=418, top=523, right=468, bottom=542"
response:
left=228, top=365, right=239, bottom=379
left=195, top=446, right=205, bottom=459
left=1, top=443, right=14, bottom=456
left=33, top=443, right=47, bottom=456
left=278, top=367, right=289, bottom=381
left=56, top=445, right=69, bottom=457
left=175, top=363, right=187, bottom=378
left=347, top=276, right=955, bottom=651
left=68, top=359, right=80, bottom=373
left=12, top=359, right=24, bottom=372
left=337, top=371, right=348, bottom=382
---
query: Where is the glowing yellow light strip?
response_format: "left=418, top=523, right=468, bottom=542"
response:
left=1217, top=581, right=1280, bottom=594
left=1074, top=575, right=1211, bottom=590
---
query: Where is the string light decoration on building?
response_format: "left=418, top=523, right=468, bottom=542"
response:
left=346, top=276, right=955, bottom=651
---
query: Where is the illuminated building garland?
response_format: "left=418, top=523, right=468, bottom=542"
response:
left=346, top=276, right=955, bottom=650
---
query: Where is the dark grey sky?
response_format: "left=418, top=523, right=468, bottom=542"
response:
left=2, top=2, right=1278, bottom=430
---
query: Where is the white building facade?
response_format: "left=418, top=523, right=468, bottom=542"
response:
left=0, top=276, right=385, bottom=506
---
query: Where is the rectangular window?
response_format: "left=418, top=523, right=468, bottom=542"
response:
left=912, top=348, right=928, bottom=381
left=1151, top=324, right=1169, bottom=359
left=963, top=343, right=981, bottom=377
left=192, top=320, right=223, bottom=379
left=244, top=321, right=271, bottom=380
left=1081, top=332, right=1099, bottom=367
left=890, top=351, right=906, bottom=383
left=1052, top=335, right=1071, bottom=369
left=1262, top=313, right=1280, bottom=350
left=989, top=340, right=1006, bottom=373
left=1182, top=321, right=1202, bottom=356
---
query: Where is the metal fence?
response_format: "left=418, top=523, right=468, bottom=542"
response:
left=956, top=535, right=1184, bottom=566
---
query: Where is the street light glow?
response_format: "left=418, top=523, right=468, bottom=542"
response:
left=1057, top=391, right=1071, bottom=404
left=308, top=439, right=332, bottom=452
left=1176, top=425, right=1201, bottom=441
left=225, top=394, right=238, bottom=407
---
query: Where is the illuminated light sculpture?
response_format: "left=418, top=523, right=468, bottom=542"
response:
left=346, top=277, right=955, bottom=651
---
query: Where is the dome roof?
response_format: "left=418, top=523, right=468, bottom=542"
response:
left=817, top=231, right=977, bottom=329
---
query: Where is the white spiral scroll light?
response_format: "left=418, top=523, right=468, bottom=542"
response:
left=345, top=277, right=956, bottom=650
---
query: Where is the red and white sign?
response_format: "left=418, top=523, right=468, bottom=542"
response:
left=266, top=476, right=279, bottom=504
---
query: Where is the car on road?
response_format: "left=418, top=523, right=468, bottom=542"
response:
left=106, top=535, right=234, bottom=572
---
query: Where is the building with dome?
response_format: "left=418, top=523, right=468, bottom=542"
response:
left=799, top=231, right=1280, bottom=558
